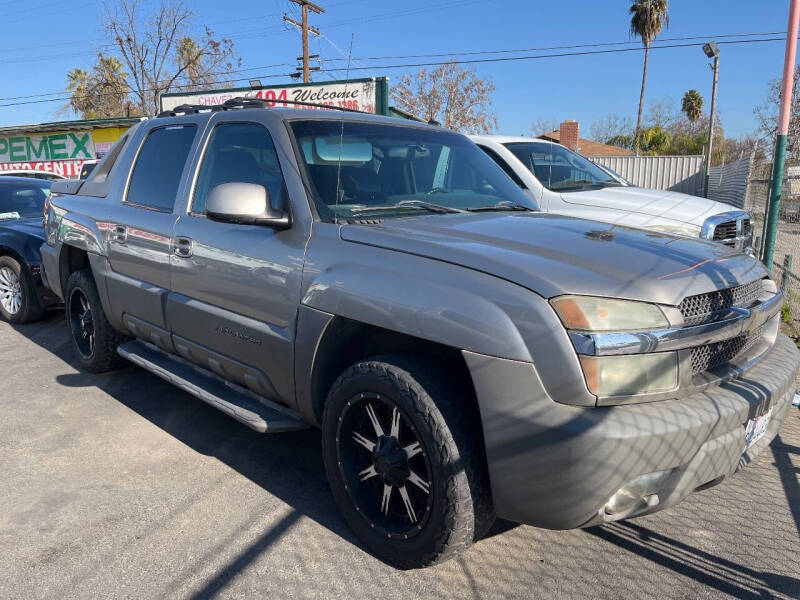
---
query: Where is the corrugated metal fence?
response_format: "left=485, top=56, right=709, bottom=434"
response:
left=707, top=154, right=753, bottom=209
left=590, top=154, right=706, bottom=195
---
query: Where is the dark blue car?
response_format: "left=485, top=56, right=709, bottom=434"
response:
left=0, top=176, right=60, bottom=323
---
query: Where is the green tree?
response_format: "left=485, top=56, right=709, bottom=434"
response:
left=66, top=55, right=132, bottom=119
left=681, top=89, right=704, bottom=123
left=629, top=0, right=670, bottom=152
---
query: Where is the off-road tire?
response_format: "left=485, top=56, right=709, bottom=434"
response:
left=322, top=355, right=494, bottom=569
left=0, top=255, right=44, bottom=324
left=65, top=268, right=128, bottom=373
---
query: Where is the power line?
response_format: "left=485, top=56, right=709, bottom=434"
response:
left=0, top=34, right=792, bottom=109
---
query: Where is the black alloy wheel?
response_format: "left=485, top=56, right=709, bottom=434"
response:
left=337, top=393, right=434, bottom=539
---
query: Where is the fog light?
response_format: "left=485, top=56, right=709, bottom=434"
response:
left=581, top=353, right=678, bottom=397
left=605, top=469, right=672, bottom=515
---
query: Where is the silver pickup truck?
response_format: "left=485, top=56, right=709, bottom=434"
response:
left=41, top=100, right=799, bottom=569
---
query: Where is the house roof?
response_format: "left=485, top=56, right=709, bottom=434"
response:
left=538, top=130, right=633, bottom=156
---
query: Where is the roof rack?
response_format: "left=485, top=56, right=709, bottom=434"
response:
left=156, top=96, right=365, bottom=118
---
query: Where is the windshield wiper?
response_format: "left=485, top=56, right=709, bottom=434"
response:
left=349, top=200, right=466, bottom=215
left=550, top=179, right=619, bottom=190
left=466, top=201, right=535, bottom=212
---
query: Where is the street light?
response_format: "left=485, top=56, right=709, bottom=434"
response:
left=249, top=79, right=263, bottom=89
left=703, top=42, right=720, bottom=198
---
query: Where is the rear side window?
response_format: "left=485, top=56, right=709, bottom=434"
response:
left=192, top=122, right=284, bottom=214
left=86, top=134, right=128, bottom=185
left=126, top=125, right=197, bottom=211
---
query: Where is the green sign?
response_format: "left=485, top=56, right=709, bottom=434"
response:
left=0, top=131, right=95, bottom=163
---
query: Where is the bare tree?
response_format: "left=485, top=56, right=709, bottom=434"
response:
left=531, top=117, right=560, bottom=136
left=590, top=113, right=634, bottom=143
left=645, top=95, right=680, bottom=129
left=754, top=64, right=800, bottom=161
left=392, top=62, right=497, bottom=134
left=103, top=0, right=238, bottom=115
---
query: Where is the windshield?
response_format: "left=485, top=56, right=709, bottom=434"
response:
left=0, top=180, right=51, bottom=220
left=290, top=120, right=536, bottom=221
left=503, top=141, right=618, bottom=191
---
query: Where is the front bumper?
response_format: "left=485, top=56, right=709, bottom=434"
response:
left=463, top=333, right=800, bottom=529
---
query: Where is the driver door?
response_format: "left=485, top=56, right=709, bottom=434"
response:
left=166, top=115, right=307, bottom=405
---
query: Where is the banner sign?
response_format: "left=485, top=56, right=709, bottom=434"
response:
left=160, top=80, right=377, bottom=114
left=0, top=159, right=87, bottom=178
left=0, top=131, right=95, bottom=164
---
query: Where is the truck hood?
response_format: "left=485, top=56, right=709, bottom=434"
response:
left=341, top=213, right=767, bottom=305
left=0, top=217, right=45, bottom=240
left=562, top=186, right=734, bottom=226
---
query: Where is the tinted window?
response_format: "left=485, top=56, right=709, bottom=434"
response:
left=193, top=122, right=285, bottom=214
left=0, top=180, right=51, bottom=220
left=290, top=120, right=535, bottom=222
left=504, top=142, right=617, bottom=191
left=127, top=125, right=196, bottom=210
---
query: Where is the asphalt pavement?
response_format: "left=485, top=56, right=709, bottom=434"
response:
left=1, top=314, right=799, bottom=599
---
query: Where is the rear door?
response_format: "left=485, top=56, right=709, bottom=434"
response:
left=167, top=114, right=308, bottom=405
left=104, top=122, right=200, bottom=350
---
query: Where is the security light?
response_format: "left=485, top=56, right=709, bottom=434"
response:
left=702, top=42, right=719, bottom=58
left=249, top=79, right=263, bottom=88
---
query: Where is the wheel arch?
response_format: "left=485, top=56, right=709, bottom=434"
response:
left=0, top=244, right=27, bottom=266
left=58, top=244, right=90, bottom=296
left=298, top=310, right=480, bottom=428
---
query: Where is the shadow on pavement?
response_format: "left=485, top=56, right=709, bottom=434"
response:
left=587, top=521, right=800, bottom=599
left=10, top=314, right=800, bottom=597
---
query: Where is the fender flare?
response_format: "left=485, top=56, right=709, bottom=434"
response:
left=301, top=264, right=533, bottom=363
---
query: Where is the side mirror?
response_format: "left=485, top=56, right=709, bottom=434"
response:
left=206, top=182, right=290, bottom=229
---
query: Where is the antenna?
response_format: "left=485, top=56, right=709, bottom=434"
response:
left=334, top=33, right=355, bottom=225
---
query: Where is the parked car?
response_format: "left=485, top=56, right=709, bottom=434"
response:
left=79, top=160, right=99, bottom=180
left=471, top=135, right=752, bottom=250
left=41, top=101, right=799, bottom=569
left=0, top=176, right=60, bottom=322
left=0, top=169, right=67, bottom=181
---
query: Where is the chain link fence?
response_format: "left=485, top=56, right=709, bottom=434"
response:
left=744, top=157, right=800, bottom=322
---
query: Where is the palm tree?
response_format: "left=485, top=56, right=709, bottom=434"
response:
left=629, top=0, right=669, bottom=152
left=681, top=89, right=704, bottom=122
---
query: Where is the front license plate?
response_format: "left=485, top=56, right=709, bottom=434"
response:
left=744, top=408, right=772, bottom=451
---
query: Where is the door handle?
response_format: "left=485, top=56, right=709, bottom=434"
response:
left=172, top=236, right=194, bottom=258
left=111, top=225, right=127, bottom=243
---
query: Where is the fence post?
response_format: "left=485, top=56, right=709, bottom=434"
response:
left=782, top=254, right=793, bottom=293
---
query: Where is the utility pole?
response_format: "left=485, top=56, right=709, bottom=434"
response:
left=702, top=41, right=720, bottom=198
left=763, top=0, right=800, bottom=270
left=284, top=0, right=324, bottom=83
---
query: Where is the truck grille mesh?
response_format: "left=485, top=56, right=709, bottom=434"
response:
left=711, top=218, right=750, bottom=246
left=690, top=322, right=768, bottom=375
left=679, top=279, right=764, bottom=326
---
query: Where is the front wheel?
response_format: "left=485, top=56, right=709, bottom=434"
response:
left=322, top=356, right=493, bottom=569
left=65, top=269, right=128, bottom=373
left=0, top=255, right=43, bottom=324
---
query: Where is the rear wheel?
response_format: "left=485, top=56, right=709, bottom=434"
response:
left=65, top=269, right=127, bottom=373
left=0, top=255, right=43, bottom=324
left=322, top=356, right=493, bottom=569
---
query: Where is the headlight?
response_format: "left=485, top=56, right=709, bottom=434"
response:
left=643, top=223, right=701, bottom=238
left=580, top=353, right=678, bottom=396
left=551, top=295, right=668, bottom=331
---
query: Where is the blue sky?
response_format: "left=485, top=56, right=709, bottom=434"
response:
left=0, top=0, right=792, bottom=139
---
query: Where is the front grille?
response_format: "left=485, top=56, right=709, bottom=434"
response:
left=711, top=218, right=750, bottom=246
left=690, top=322, right=767, bottom=375
left=712, top=219, right=738, bottom=242
left=679, top=279, right=764, bottom=326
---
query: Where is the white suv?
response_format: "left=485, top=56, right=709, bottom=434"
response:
left=471, top=135, right=752, bottom=251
